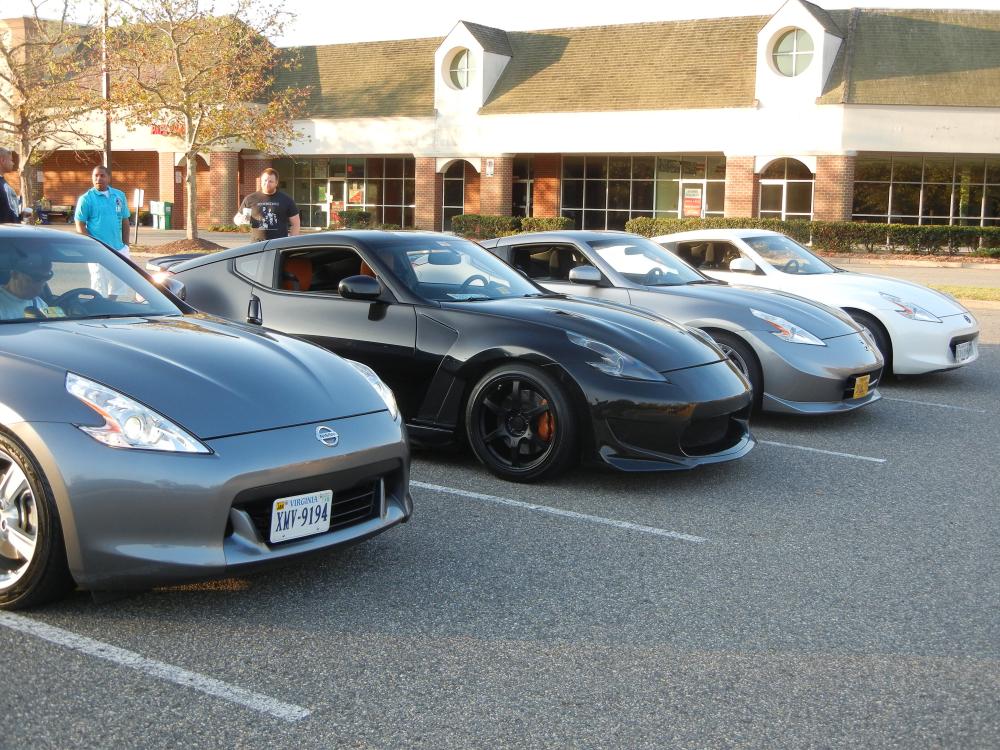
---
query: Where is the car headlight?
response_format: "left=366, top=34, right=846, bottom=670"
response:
left=879, top=292, right=941, bottom=323
left=751, top=309, right=825, bottom=346
left=567, top=332, right=667, bottom=381
left=345, top=359, right=399, bottom=420
left=66, top=372, right=210, bottom=453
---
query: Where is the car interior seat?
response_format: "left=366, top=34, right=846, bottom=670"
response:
left=281, top=256, right=313, bottom=291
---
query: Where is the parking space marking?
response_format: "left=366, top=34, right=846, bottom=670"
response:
left=0, top=612, right=310, bottom=723
left=411, top=480, right=707, bottom=543
left=882, top=396, right=989, bottom=414
left=759, top=440, right=887, bottom=464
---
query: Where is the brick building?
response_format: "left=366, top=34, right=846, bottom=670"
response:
left=4, top=1, right=1000, bottom=231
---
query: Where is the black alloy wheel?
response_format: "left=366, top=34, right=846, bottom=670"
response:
left=709, top=331, right=763, bottom=411
left=0, top=433, right=72, bottom=610
left=465, top=364, right=578, bottom=483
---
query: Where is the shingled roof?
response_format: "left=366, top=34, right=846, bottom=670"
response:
left=274, top=9, right=1000, bottom=120
left=276, top=37, right=441, bottom=118
left=481, top=17, right=765, bottom=114
left=819, top=9, right=1000, bottom=106
left=460, top=21, right=513, bottom=57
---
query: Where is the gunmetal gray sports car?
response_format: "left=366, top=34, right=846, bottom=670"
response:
left=0, top=226, right=412, bottom=609
left=483, top=232, right=884, bottom=414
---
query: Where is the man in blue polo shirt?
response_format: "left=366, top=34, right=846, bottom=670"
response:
left=75, top=165, right=131, bottom=298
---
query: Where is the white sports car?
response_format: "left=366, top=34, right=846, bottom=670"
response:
left=654, top=229, right=980, bottom=375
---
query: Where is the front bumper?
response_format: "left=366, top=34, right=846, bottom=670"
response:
left=884, top=311, right=980, bottom=375
left=755, top=331, right=884, bottom=415
left=13, top=410, right=412, bottom=590
left=569, top=359, right=755, bottom=472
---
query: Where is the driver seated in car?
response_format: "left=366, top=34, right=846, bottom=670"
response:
left=0, top=255, right=53, bottom=320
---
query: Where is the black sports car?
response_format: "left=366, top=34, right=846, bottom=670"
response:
left=169, top=231, right=755, bottom=482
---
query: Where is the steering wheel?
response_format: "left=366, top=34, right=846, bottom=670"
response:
left=460, top=275, right=489, bottom=293
left=52, top=287, right=103, bottom=313
left=644, top=267, right=665, bottom=285
left=782, top=259, right=801, bottom=274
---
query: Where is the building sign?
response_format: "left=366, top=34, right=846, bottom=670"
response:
left=151, top=123, right=183, bottom=137
left=682, top=187, right=704, bottom=218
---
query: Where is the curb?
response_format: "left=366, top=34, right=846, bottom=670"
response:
left=826, top=256, right=1000, bottom=271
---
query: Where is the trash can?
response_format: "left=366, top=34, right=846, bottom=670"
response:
left=150, top=201, right=173, bottom=229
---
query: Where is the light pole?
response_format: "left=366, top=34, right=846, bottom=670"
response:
left=101, top=0, right=111, bottom=175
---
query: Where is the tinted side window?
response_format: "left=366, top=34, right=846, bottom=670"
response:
left=273, top=247, right=368, bottom=294
left=510, top=245, right=586, bottom=281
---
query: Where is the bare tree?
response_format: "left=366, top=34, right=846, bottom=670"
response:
left=0, top=1, right=100, bottom=207
left=109, top=0, right=306, bottom=239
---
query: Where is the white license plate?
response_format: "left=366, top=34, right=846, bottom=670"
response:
left=269, top=490, right=332, bottom=543
left=955, top=341, right=975, bottom=362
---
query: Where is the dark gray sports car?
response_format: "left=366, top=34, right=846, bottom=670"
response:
left=0, top=226, right=412, bottom=609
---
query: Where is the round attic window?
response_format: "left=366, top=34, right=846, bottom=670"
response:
left=449, top=48, right=473, bottom=89
left=772, top=29, right=813, bottom=77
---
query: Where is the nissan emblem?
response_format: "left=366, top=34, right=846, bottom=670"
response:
left=315, top=425, right=340, bottom=447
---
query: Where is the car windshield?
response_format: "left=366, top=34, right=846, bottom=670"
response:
left=744, top=235, right=836, bottom=275
left=0, top=234, right=181, bottom=324
left=589, top=237, right=705, bottom=286
left=373, top=237, right=544, bottom=302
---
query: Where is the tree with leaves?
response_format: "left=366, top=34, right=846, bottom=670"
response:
left=108, top=0, right=306, bottom=239
left=0, top=1, right=99, bottom=207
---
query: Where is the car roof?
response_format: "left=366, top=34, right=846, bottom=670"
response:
left=654, top=229, right=782, bottom=241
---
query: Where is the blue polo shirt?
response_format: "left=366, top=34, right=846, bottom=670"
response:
left=75, top=187, right=130, bottom=250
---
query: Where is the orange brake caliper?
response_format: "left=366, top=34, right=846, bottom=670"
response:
left=535, top=400, right=554, bottom=442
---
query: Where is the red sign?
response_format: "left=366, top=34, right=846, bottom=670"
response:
left=151, top=123, right=183, bottom=137
left=682, top=187, right=704, bottom=218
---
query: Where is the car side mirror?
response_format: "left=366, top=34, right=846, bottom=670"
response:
left=163, top=277, right=186, bottom=300
left=568, top=265, right=602, bottom=285
left=339, top=275, right=383, bottom=301
left=729, top=257, right=756, bottom=273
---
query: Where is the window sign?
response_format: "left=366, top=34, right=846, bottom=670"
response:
left=682, top=187, right=704, bottom=218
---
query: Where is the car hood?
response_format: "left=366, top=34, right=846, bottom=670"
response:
left=1, top=315, right=388, bottom=439
left=639, top=282, right=860, bottom=339
left=787, top=271, right=968, bottom=317
left=441, top=295, right=723, bottom=372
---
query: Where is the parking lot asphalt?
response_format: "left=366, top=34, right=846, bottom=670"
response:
left=2, top=287, right=998, bottom=748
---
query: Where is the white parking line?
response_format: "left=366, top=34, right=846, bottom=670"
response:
left=0, top=612, right=310, bottom=723
left=882, top=396, right=989, bottom=414
left=759, top=440, right=887, bottom=464
left=411, top=480, right=707, bottom=543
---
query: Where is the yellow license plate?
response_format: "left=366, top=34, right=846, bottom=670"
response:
left=852, top=374, right=870, bottom=399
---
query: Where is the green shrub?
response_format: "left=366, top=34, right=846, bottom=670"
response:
left=338, top=209, right=373, bottom=229
left=973, top=246, right=1000, bottom=258
left=625, top=216, right=1000, bottom=256
left=451, top=214, right=521, bottom=239
left=520, top=216, right=573, bottom=233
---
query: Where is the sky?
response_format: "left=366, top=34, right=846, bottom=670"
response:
left=6, top=0, right=1000, bottom=46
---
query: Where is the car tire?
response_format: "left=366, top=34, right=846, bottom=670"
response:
left=465, top=364, right=578, bottom=483
left=708, top=331, right=763, bottom=411
left=847, top=311, right=892, bottom=374
left=0, top=433, right=73, bottom=610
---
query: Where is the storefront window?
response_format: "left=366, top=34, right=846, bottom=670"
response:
left=852, top=155, right=1000, bottom=225
left=759, top=158, right=814, bottom=220
left=278, top=157, right=416, bottom=229
left=561, top=154, right=726, bottom=229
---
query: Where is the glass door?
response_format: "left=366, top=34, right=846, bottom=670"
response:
left=328, top=179, right=345, bottom=226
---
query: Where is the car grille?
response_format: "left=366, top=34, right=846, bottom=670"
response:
left=241, top=480, right=381, bottom=545
left=843, top=368, right=882, bottom=401
left=680, top=415, right=740, bottom=456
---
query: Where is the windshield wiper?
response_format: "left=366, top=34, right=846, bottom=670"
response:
left=685, top=279, right=723, bottom=285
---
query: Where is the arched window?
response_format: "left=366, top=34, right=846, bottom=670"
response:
left=759, top=159, right=814, bottom=220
